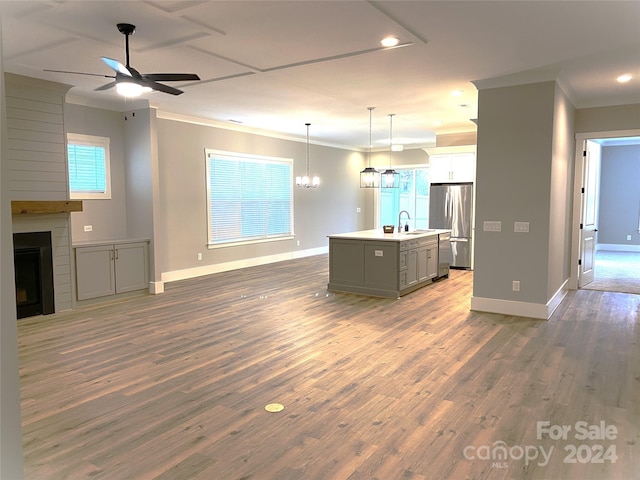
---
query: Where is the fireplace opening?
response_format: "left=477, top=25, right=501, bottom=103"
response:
left=13, top=232, right=55, bottom=319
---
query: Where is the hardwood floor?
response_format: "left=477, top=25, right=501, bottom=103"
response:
left=18, top=255, right=639, bottom=479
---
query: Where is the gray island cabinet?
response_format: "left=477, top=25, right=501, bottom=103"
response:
left=327, top=229, right=447, bottom=298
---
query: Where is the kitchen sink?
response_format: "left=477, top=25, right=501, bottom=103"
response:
left=403, top=229, right=437, bottom=235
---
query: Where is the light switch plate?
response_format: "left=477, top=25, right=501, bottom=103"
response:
left=84, top=225, right=92, bottom=232
left=514, top=221, right=530, bottom=233
left=483, top=221, right=501, bottom=232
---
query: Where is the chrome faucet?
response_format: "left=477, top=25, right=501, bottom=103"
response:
left=398, top=210, right=410, bottom=232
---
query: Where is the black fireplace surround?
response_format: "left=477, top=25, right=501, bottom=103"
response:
left=13, top=231, right=55, bottom=319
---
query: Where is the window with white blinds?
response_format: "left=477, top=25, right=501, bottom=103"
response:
left=205, top=149, right=294, bottom=246
left=67, top=133, right=111, bottom=199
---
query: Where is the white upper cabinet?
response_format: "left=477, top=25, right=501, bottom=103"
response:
left=429, top=152, right=476, bottom=183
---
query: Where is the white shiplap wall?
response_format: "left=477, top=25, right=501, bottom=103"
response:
left=6, top=73, right=75, bottom=312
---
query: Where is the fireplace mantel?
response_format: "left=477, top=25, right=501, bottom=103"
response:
left=11, top=201, right=83, bottom=215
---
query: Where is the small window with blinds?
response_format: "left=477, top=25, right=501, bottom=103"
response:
left=67, top=133, right=111, bottom=200
left=205, top=149, right=294, bottom=247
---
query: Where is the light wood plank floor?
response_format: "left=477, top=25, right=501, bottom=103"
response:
left=18, top=255, right=640, bottom=479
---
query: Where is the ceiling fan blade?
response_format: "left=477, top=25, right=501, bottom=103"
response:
left=101, top=57, right=132, bottom=76
left=95, top=81, right=117, bottom=91
left=143, top=73, right=200, bottom=82
left=44, top=69, right=114, bottom=79
left=139, top=78, right=184, bottom=95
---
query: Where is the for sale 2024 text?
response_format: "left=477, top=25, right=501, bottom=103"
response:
left=537, top=420, right=618, bottom=464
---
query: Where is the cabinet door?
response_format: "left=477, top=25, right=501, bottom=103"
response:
left=405, top=249, right=418, bottom=287
left=430, top=153, right=476, bottom=183
left=426, top=245, right=438, bottom=279
left=75, top=245, right=115, bottom=300
left=114, top=242, right=149, bottom=293
left=429, top=155, right=453, bottom=183
left=417, top=247, right=429, bottom=282
left=451, top=153, right=476, bottom=182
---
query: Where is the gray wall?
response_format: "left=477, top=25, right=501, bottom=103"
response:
left=123, top=108, right=161, bottom=284
left=474, top=81, right=559, bottom=307
left=547, top=84, right=575, bottom=299
left=575, top=104, right=640, bottom=133
left=64, top=104, right=127, bottom=242
left=598, top=144, right=640, bottom=247
left=155, top=117, right=366, bottom=276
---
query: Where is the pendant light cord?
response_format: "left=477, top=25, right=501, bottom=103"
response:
left=306, top=122, right=311, bottom=176
left=368, top=107, right=374, bottom=167
left=388, top=113, right=394, bottom=169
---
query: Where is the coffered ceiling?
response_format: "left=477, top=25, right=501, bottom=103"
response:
left=1, top=1, right=639, bottom=149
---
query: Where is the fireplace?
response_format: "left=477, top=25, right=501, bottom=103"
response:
left=13, top=232, right=55, bottom=319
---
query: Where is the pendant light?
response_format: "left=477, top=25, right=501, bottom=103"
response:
left=296, top=123, right=320, bottom=188
left=360, top=106, right=379, bottom=188
left=381, top=113, right=399, bottom=188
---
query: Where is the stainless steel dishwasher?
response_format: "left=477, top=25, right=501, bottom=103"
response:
left=437, top=231, right=452, bottom=278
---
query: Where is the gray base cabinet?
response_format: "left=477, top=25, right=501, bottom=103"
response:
left=329, top=234, right=439, bottom=298
left=75, top=241, right=149, bottom=301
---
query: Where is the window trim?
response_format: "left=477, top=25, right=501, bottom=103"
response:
left=67, top=133, right=111, bottom=200
left=205, top=148, right=294, bottom=248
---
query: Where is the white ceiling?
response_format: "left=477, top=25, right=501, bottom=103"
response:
left=1, top=0, right=639, bottom=150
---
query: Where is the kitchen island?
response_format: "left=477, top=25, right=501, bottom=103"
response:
left=327, top=229, right=451, bottom=298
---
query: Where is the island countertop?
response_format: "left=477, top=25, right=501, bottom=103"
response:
left=327, top=228, right=449, bottom=242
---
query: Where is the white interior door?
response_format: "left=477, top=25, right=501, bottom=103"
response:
left=578, top=140, right=601, bottom=288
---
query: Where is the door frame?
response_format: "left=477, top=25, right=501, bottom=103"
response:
left=569, top=129, right=640, bottom=290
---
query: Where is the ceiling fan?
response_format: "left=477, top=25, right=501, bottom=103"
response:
left=45, top=23, right=200, bottom=96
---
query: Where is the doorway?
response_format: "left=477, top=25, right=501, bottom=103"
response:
left=571, top=130, right=640, bottom=293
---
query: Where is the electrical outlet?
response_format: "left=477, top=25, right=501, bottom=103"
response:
left=627, top=235, right=632, bottom=241
left=483, top=221, right=501, bottom=232
left=297, top=240, right=300, bottom=246
left=197, top=253, right=202, bottom=261
left=356, top=207, right=361, bottom=213
left=512, top=280, right=520, bottom=292
left=84, top=225, right=92, bottom=232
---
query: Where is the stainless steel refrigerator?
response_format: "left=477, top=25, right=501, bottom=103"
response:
left=429, top=182, right=473, bottom=269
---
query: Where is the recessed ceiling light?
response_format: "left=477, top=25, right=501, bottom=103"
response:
left=451, top=89, right=464, bottom=97
left=617, top=73, right=633, bottom=83
left=381, top=36, right=399, bottom=47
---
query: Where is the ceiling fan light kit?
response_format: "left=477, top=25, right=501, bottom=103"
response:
left=45, top=23, right=200, bottom=97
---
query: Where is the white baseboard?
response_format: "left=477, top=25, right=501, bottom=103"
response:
left=161, top=246, right=328, bottom=284
left=470, top=279, right=568, bottom=320
left=149, top=281, right=164, bottom=295
left=597, top=243, right=640, bottom=252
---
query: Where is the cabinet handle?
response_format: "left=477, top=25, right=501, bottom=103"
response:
left=115, top=248, right=119, bottom=260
